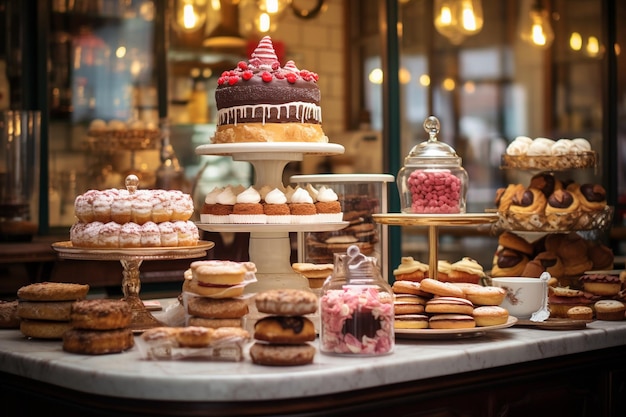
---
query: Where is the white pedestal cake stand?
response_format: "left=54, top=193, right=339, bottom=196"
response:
left=195, top=143, right=347, bottom=294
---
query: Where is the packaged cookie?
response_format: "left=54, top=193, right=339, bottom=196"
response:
left=290, top=173, right=394, bottom=281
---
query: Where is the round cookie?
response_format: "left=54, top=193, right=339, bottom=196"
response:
left=255, top=289, right=318, bottom=316
left=462, top=285, right=506, bottom=306
left=419, top=278, right=465, bottom=298
left=20, top=319, right=73, bottom=339
left=187, top=296, right=249, bottom=319
left=62, top=328, right=134, bottom=355
left=394, top=314, right=429, bottom=330
left=70, top=299, right=132, bottom=330
left=567, top=306, right=593, bottom=321
left=594, top=300, right=625, bottom=321
left=17, top=282, right=89, bottom=302
left=249, top=342, right=316, bottom=366
left=428, top=314, right=476, bottom=329
left=0, top=300, right=20, bottom=329
left=187, top=317, right=243, bottom=329
left=184, top=279, right=245, bottom=299
left=472, top=306, right=509, bottom=327
left=425, top=297, right=474, bottom=315
left=17, top=301, right=74, bottom=321
left=190, top=260, right=248, bottom=286
left=254, top=316, right=316, bottom=344
left=392, top=280, right=432, bottom=298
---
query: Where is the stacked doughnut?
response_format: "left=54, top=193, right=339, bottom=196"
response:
left=16, top=282, right=89, bottom=339
left=495, top=173, right=609, bottom=231
left=62, top=299, right=134, bottom=355
left=250, top=289, right=318, bottom=366
left=70, top=188, right=198, bottom=248
left=182, top=260, right=256, bottom=328
left=392, top=278, right=508, bottom=329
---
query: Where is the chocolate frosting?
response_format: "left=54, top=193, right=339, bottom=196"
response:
left=548, top=189, right=574, bottom=209
left=580, top=183, right=606, bottom=203
left=497, top=249, right=525, bottom=268
left=530, top=173, right=555, bottom=196
left=513, top=190, right=535, bottom=207
left=277, top=316, right=306, bottom=334
left=579, top=274, right=620, bottom=283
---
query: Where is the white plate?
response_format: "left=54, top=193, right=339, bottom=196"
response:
left=195, top=142, right=345, bottom=157
left=395, top=316, right=517, bottom=340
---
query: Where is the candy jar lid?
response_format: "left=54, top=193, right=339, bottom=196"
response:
left=404, top=116, right=462, bottom=167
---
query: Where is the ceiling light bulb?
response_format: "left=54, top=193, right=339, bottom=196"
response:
left=434, top=0, right=483, bottom=45
left=570, top=32, right=582, bottom=51
left=174, top=0, right=207, bottom=33
left=520, top=1, right=554, bottom=49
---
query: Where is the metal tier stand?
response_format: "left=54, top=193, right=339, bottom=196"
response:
left=195, top=143, right=346, bottom=294
left=372, top=213, right=499, bottom=279
left=52, top=175, right=214, bottom=331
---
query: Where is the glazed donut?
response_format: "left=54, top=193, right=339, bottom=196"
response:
left=249, top=342, right=316, bottom=366
left=0, top=300, right=20, bottom=329
left=425, top=297, right=474, bottom=315
left=62, top=328, right=134, bottom=354
left=187, top=296, right=249, bottom=319
left=428, top=314, right=476, bottom=329
left=254, top=316, right=316, bottom=344
left=17, top=282, right=89, bottom=302
left=17, top=301, right=74, bottom=321
left=20, top=319, right=73, bottom=339
left=70, top=299, right=132, bottom=330
left=472, top=306, right=509, bottom=327
left=461, top=285, right=506, bottom=306
left=419, top=278, right=465, bottom=298
left=255, top=289, right=318, bottom=316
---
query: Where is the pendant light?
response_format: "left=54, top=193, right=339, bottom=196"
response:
left=519, top=0, right=554, bottom=49
left=434, top=0, right=484, bottom=45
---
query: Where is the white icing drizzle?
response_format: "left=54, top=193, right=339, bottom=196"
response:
left=218, top=102, right=322, bottom=126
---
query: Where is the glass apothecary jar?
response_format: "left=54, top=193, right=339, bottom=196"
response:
left=397, top=116, right=468, bottom=214
left=319, top=245, right=394, bottom=356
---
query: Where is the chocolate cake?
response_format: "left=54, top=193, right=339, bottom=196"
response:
left=212, top=36, right=328, bottom=143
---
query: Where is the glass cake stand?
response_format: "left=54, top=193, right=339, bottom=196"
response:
left=52, top=241, right=214, bottom=331
left=372, top=213, right=498, bottom=280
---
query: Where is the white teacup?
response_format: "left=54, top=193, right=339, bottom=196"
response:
left=491, top=277, right=548, bottom=319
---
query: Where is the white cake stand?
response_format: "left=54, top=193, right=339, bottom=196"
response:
left=195, top=142, right=346, bottom=294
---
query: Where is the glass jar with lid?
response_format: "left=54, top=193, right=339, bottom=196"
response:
left=319, top=245, right=394, bottom=356
left=397, top=116, right=468, bottom=214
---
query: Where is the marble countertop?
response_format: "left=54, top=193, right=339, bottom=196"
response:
left=1, top=303, right=625, bottom=402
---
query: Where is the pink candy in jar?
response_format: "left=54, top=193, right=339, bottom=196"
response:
left=407, top=169, right=462, bottom=214
left=397, top=116, right=468, bottom=214
left=320, top=245, right=394, bottom=356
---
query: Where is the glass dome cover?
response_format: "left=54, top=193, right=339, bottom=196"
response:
left=404, top=116, right=462, bottom=167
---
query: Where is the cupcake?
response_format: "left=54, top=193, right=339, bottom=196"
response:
left=446, top=257, right=485, bottom=284
left=158, top=221, right=178, bottom=247
left=98, top=221, right=121, bottom=248
left=74, top=190, right=97, bottom=223
left=393, top=256, right=429, bottom=282
left=230, top=186, right=266, bottom=224
left=151, top=190, right=174, bottom=223
left=174, top=220, right=199, bottom=246
left=110, top=192, right=132, bottom=224
left=140, top=221, right=161, bottom=247
left=169, top=190, right=195, bottom=221
left=209, top=187, right=237, bottom=224
left=437, top=260, right=453, bottom=281
left=263, top=188, right=291, bottom=224
left=131, top=191, right=154, bottom=225
left=288, top=187, right=317, bottom=224
left=200, top=187, right=224, bottom=223
left=92, top=190, right=115, bottom=223
left=314, top=186, right=343, bottom=222
left=119, top=223, right=141, bottom=248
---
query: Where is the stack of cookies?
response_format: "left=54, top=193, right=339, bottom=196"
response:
left=182, top=260, right=256, bottom=328
left=63, top=299, right=134, bottom=355
left=249, top=289, right=318, bottom=366
left=16, top=282, right=89, bottom=339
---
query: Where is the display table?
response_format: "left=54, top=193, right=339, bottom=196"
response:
left=1, top=300, right=625, bottom=416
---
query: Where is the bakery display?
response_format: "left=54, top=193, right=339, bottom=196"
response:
left=501, top=136, right=596, bottom=169
left=212, top=36, right=327, bottom=144
left=71, top=188, right=198, bottom=248
left=251, top=289, right=318, bottom=366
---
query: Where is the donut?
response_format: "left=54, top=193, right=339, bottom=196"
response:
left=428, top=314, right=476, bottom=329
left=62, top=328, right=134, bottom=354
left=0, top=300, right=20, bottom=329
left=394, top=314, right=429, bottom=329
left=17, top=301, right=74, bottom=321
left=249, top=342, right=316, bottom=366
left=190, top=260, right=248, bottom=286
left=20, top=319, right=73, bottom=339
left=461, top=285, right=506, bottom=306
left=425, top=297, right=474, bottom=315
left=187, top=296, right=249, bottom=319
left=255, top=289, right=318, bottom=316
left=254, top=316, right=316, bottom=344
left=419, top=278, right=465, bottom=298
left=70, top=299, right=132, bottom=330
left=17, top=282, right=89, bottom=302
left=472, top=306, right=509, bottom=327
left=175, top=326, right=215, bottom=347
left=187, top=317, right=243, bottom=328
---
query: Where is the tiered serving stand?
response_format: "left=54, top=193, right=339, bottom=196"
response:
left=194, top=143, right=347, bottom=293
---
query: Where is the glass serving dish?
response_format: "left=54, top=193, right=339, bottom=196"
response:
left=500, top=152, right=597, bottom=170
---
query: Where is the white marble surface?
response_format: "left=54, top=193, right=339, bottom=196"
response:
left=1, top=304, right=625, bottom=402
